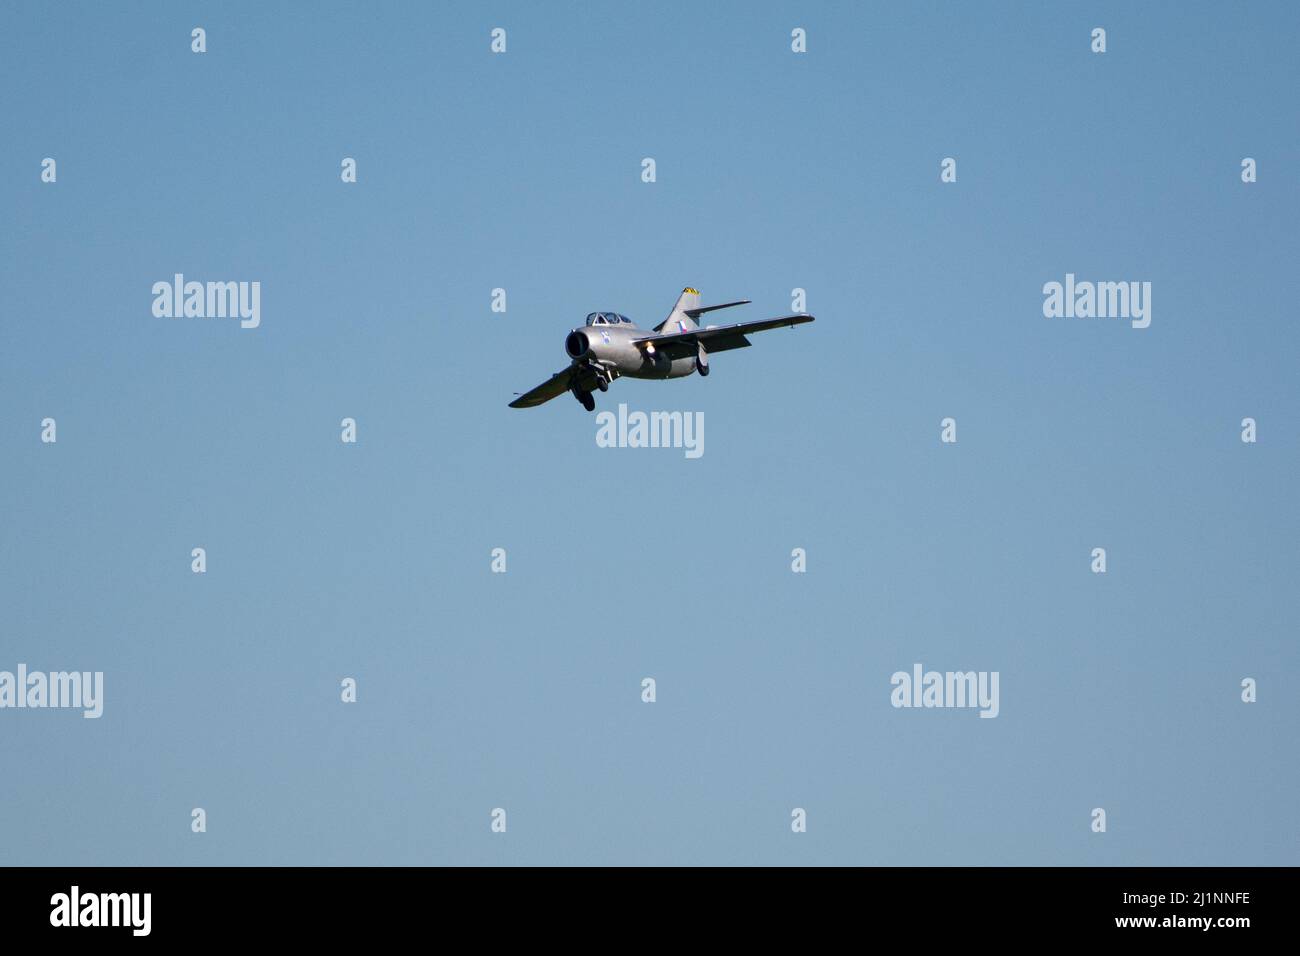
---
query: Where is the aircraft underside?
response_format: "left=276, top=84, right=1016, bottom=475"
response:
left=565, top=356, right=699, bottom=411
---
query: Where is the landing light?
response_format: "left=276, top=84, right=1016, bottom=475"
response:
left=645, top=343, right=655, bottom=354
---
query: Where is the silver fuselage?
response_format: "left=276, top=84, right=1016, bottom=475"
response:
left=565, top=323, right=698, bottom=380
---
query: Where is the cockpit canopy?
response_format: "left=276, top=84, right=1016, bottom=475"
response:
left=585, top=312, right=634, bottom=326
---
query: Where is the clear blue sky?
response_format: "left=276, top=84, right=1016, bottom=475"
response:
left=1, top=1, right=1296, bottom=865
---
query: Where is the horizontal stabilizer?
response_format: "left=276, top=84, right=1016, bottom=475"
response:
left=684, top=299, right=751, bottom=319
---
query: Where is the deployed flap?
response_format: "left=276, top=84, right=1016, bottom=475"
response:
left=697, top=332, right=751, bottom=353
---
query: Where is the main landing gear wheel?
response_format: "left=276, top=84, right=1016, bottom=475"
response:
left=597, top=379, right=608, bottom=392
left=573, top=389, right=596, bottom=412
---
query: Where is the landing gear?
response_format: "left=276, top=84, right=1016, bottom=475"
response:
left=572, top=387, right=596, bottom=412
left=597, top=379, right=608, bottom=392
left=697, top=343, right=710, bottom=376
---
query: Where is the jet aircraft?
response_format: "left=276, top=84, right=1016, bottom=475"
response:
left=509, top=287, right=815, bottom=411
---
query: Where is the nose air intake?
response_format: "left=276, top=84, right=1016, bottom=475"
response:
left=565, top=330, right=590, bottom=359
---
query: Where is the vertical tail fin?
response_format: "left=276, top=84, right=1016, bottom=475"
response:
left=656, top=287, right=701, bottom=333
